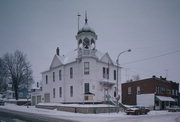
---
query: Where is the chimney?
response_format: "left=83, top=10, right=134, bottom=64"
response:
left=56, top=47, right=60, bottom=56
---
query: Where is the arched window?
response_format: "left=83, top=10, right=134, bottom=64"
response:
left=83, top=38, right=90, bottom=49
left=91, top=39, right=95, bottom=49
left=79, top=39, right=82, bottom=48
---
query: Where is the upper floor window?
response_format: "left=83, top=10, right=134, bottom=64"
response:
left=103, top=67, right=106, bottom=78
left=128, top=87, right=132, bottom=95
left=53, top=72, right=55, bottom=82
left=84, top=83, right=89, bottom=94
left=53, top=88, right=55, bottom=98
left=84, top=62, right=90, bottom=75
left=114, top=70, right=116, bottom=80
left=137, top=86, right=140, bottom=95
left=70, top=86, right=73, bottom=97
left=107, top=68, right=109, bottom=79
left=59, top=70, right=62, bottom=81
left=102, top=67, right=109, bottom=79
left=70, top=67, right=73, bottom=79
left=45, top=75, right=48, bottom=84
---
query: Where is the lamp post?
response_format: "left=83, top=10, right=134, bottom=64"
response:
left=116, top=49, right=131, bottom=112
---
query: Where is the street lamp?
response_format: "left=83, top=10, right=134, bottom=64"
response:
left=116, top=49, right=131, bottom=112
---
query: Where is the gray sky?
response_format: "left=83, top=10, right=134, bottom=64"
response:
left=0, top=0, right=180, bottom=85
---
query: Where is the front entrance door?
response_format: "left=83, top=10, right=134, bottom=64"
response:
left=161, top=101, right=165, bottom=110
left=44, top=93, right=50, bottom=103
left=104, top=88, right=109, bottom=101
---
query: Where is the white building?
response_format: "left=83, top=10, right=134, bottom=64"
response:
left=31, top=15, right=121, bottom=105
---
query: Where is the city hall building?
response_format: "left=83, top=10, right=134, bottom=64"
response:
left=31, top=15, right=120, bottom=105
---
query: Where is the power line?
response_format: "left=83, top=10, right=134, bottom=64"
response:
left=123, top=50, right=180, bottom=65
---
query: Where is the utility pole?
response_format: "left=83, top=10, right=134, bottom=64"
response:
left=116, top=49, right=131, bottom=113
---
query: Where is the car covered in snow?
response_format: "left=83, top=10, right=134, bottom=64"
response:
left=125, top=106, right=150, bottom=115
left=167, top=106, right=180, bottom=112
left=0, top=99, right=5, bottom=106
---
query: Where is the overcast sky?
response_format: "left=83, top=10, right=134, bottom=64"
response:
left=0, top=0, right=180, bottom=85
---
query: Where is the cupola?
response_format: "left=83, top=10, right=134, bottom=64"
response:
left=76, top=11, right=97, bottom=50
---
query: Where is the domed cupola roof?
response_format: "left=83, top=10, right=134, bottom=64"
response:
left=78, top=23, right=95, bottom=34
left=77, top=12, right=96, bottom=35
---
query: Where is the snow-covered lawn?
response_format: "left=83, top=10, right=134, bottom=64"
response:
left=0, top=103, right=180, bottom=122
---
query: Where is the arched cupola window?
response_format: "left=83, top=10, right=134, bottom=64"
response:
left=83, top=38, right=90, bottom=49
left=79, top=39, right=83, bottom=49
left=91, top=39, right=95, bottom=49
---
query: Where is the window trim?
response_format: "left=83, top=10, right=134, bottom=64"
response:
left=53, top=72, right=55, bottom=82
left=128, top=87, right=132, bottom=95
left=45, top=75, right=48, bottom=84
left=70, top=86, right=73, bottom=97
left=84, top=83, right=90, bottom=94
left=114, top=70, right=116, bottom=80
left=53, top=88, right=55, bottom=98
left=59, top=70, right=62, bottom=81
left=70, top=67, right=73, bottom=79
left=84, top=62, right=90, bottom=75
left=59, top=87, right=62, bottom=98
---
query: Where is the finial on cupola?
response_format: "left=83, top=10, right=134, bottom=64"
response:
left=85, top=11, right=88, bottom=24
left=56, top=47, right=60, bottom=56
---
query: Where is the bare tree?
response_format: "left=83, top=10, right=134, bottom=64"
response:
left=132, top=74, right=140, bottom=81
left=0, top=58, right=7, bottom=92
left=3, top=50, right=34, bottom=100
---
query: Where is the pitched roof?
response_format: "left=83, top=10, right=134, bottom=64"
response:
left=49, top=49, right=115, bottom=69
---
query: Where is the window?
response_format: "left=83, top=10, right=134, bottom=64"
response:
left=114, top=70, right=116, bottom=80
left=84, top=62, right=90, bottom=75
left=176, top=90, right=178, bottom=96
left=53, top=88, right=55, bottom=98
left=102, top=67, right=109, bottom=79
left=137, top=86, right=140, bottom=95
left=53, top=72, right=55, bottom=82
left=114, top=87, right=117, bottom=97
left=107, top=68, right=109, bottom=79
left=45, top=75, right=48, bottom=84
left=59, top=87, right=62, bottom=97
left=156, top=86, right=158, bottom=94
left=59, top=70, right=62, bottom=81
left=103, top=67, right=106, bottom=78
left=70, top=86, right=73, bottom=97
left=70, top=67, right=73, bottom=79
left=172, top=89, right=174, bottom=95
left=128, top=87, right=132, bottom=94
left=84, top=83, right=89, bottom=93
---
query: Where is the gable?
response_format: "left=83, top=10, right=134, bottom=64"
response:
left=50, top=55, right=63, bottom=69
left=100, top=53, right=114, bottom=64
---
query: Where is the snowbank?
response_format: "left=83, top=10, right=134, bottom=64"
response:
left=0, top=103, right=179, bottom=122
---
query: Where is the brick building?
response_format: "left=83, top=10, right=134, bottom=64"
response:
left=122, top=76, right=179, bottom=110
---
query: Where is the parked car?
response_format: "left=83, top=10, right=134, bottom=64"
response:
left=168, top=106, right=180, bottom=112
left=0, top=99, right=5, bottom=106
left=125, top=106, right=150, bottom=115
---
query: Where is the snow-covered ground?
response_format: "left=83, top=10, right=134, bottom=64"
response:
left=0, top=103, right=180, bottom=122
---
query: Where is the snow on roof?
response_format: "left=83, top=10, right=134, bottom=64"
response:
left=56, top=49, right=107, bottom=65
left=156, top=96, right=175, bottom=102
left=78, top=23, right=95, bottom=34
left=48, top=49, right=116, bottom=71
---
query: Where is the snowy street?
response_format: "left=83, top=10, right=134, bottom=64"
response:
left=0, top=104, right=180, bottom=122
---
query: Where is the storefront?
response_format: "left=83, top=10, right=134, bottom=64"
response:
left=155, top=96, right=175, bottom=110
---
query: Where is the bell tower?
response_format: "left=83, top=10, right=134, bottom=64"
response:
left=76, top=12, right=97, bottom=58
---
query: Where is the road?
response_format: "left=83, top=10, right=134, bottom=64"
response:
left=0, top=106, right=179, bottom=122
left=0, top=108, right=76, bottom=122
left=71, top=112, right=180, bottom=122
